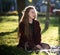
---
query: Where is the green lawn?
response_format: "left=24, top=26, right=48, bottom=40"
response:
left=38, top=16, right=59, bottom=46
left=0, top=16, right=59, bottom=55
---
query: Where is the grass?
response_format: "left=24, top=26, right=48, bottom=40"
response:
left=0, top=15, right=59, bottom=55
left=38, top=16, right=59, bottom=46
left=0, top=16, right=18, bottom=46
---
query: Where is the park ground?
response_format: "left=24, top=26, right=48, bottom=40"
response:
left=0, top=15, right=59, bottom=55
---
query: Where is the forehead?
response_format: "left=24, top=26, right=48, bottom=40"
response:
left=29, top=9, right=35, bottom=12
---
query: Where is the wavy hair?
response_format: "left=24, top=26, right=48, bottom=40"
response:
left=19, top=6, right=37, bottom=40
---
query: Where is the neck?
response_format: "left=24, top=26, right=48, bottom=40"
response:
left=29, top=18, right=33, bottom=24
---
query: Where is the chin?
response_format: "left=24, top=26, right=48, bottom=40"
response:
left=32, top=17, right=35, bottom=19
left=32, top=18, right=34, bottom=20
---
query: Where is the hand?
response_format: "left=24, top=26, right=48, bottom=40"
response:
left=33, top=44, right=42, bottom=50
left=36, top=45, right=42, bottom=49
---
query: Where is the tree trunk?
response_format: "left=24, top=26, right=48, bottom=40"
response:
left=17, top=0, right=25, bottom=21
left=58, top=16, right=60, bottom=45
left=45, top=0, right=50, bottom=29
left=0, top=0, right=3, bottom=12
left=14, top=0, right=17, bottom=10
left=33, top=0, right=39, bottom=5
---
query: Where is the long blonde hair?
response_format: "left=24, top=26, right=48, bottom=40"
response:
left=19, top=6, right=37, bottom=40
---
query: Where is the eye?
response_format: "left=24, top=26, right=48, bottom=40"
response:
left=32, top=11, right=35, bottom=13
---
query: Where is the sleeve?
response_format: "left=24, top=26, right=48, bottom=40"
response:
left=38, top=22, right=41, bottom=41
left=36, top=21, right=41, bottom=44
left=18, top=22, right=28, bottom=42
left=18, top=22, right=24, bottom=37
left=18, top=22, right=26, bottom=48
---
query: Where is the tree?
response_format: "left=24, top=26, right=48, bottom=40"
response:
left=45, top=0, right=50, bottom=29
left=17, top=0, right=25, bottom=21
left=32, top=0, right=39, bottom=5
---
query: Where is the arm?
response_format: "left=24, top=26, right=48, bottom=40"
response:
left=35, top=21, right=41, bottom=45
left=37, top=21, right=41, bottom=42
left=18, top=22, right=24, bottom=38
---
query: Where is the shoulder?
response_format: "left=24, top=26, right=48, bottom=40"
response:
left=19, top=21, right=24, bottom=25
left=19, top=22, right=24, bottom=27
left=33, top=20, right=40, bottom=25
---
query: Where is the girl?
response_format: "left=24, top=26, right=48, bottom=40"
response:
left=17, top=6, right=50, bottom=51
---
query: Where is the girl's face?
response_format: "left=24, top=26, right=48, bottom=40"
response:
left=28, top=9, right=36, bottom=19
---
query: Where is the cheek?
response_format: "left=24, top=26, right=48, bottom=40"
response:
left=29, top=13, right=33, bottom=17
